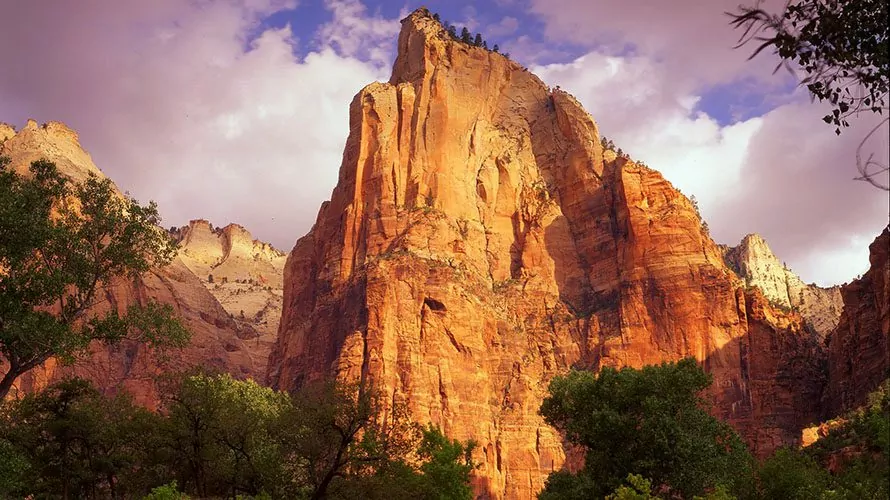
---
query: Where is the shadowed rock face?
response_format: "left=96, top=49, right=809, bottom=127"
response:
left=1, top=120, right=271, bottom=404
left=267, top=9, right=825, bottom=498
left=826, top=228, right=889, bottom=415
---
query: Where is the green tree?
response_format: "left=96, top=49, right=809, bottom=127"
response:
left=160, top=372, right=291, bottom=498
left=277, top=380, right=423, bottom=499
left=413, top=426, right=476, bottom=499
left=757, top=448, right=833, bottom=499
left=539, top=358, right=754, bottom=498
left=0, top=157, right=189, bottom=399
left=606, top=474, right=656, bottom=500
left=1, top=372, right=478, bottom=499
left=0, top=378, right=161, bottom=499
left=473, top=33, right=483, bottom=47
left=460, top=27, right=472, bottom=44
left=142, top=481, right=191, bottom=500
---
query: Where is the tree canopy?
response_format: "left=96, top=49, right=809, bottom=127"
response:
left=0, top=373, right=477, bottom=499
left=0, top=157, right=188, bottom=399
left=538, top=358, right=754, bottom=499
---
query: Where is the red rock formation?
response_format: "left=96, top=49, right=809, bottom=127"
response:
left=826, top=228, right=889, bottom=415
left=1, top=120, right=270, bottom=404
left=268, top=9, right=826, bottom=498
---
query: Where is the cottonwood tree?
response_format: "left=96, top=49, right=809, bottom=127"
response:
left=538, top=358, right=754, bottom=499
left=0, top=157, right=188, bottom=399
left=0, top=378, right=160, bottom=499
left=729, top=0, right=890, bottom=189
left=159, top=372, right=291, bottom=498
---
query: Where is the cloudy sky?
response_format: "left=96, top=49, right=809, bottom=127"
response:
left=1, top=0, right=887, bottom=286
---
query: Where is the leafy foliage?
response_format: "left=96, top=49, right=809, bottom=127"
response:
left=159, top=372, right=291, bottom=498
left=729, top=0, right=889, bottom=134
left=606, top=474, right=656, bottom=500
left=142, top=481, right=191, bottom=500
left=0, top=157, right=188, bottom=399
left=538, top=358, right=754, bottom=498
left=0, top=374, right=476, bottom=499
left=757, top=448, right=834, bottom=499
left=0, top=378, right=162, bottom=498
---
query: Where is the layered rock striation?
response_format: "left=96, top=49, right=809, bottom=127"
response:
left=1, top=120, right=270, bottom=403
left=268, top=9, right=826, bottom=498
left=723, top=234, right=843, bottom=340
left=175, top=219, right=287, bottom=364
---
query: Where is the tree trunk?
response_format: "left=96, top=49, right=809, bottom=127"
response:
left=0, top=368, right=21, bottom=400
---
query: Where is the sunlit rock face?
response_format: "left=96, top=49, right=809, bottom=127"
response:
left=267, top=9, right=827, bottom=498
left=826, top=228, right=889, bottom=416
left=175, top=219, right=288, bottom=370
left=1, top=121, right=272, bottom=404
left=722, top=233, right=843, bottom=340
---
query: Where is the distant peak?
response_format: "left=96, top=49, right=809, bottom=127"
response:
left=401, top=7, right=443, bottom=36
left=736, top=233, right=774, bottom=252
left=0, top=119, right=104, bottom=183
left=0, top=123, right=14, bottom=142
left=741, top=233, right=767, bottom=245
left=15, top=119, right=82, bottom=148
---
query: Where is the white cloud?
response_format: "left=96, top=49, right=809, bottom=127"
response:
left=486, top=16, right=519, bottom=37
left=0, top=0, right=395, bottom=252
left=316, top=0, right=402, bottom=66
left=1, top=0, right=885, bottom=287
left=528, top=0, right=790, bottom=87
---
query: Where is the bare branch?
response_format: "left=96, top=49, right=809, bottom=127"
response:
left=854, top=116, right=890, bottom=190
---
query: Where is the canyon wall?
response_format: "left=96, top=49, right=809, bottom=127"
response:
left=1, top=120, right=274, bottom=403
left=826, top=228, right=889, bottom=415
left=267, top=9, right=826, bottom=498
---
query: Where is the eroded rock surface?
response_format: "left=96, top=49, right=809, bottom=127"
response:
left=268, top=9, right=826, bottom=498
left=1, top=120, right=270, bottom=403
left=723, top=234, right=843, bottom=340
left=175, top=219, right=287, bottom=364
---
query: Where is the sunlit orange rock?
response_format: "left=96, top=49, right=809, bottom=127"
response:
left=268, top=8, right=827, bottom=498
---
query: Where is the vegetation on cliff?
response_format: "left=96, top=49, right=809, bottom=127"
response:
left=760, top=380, right=889, bottom=499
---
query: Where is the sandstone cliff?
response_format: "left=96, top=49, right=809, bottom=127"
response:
left=1, top=120, right=270, bottom=402
left=826, top=228, right=889, bottom=415
left=175, top=219, right=287, bottom=365
left=723, top=234, right=844, bottom=340
left=268, top=9, right=825, bottom=498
